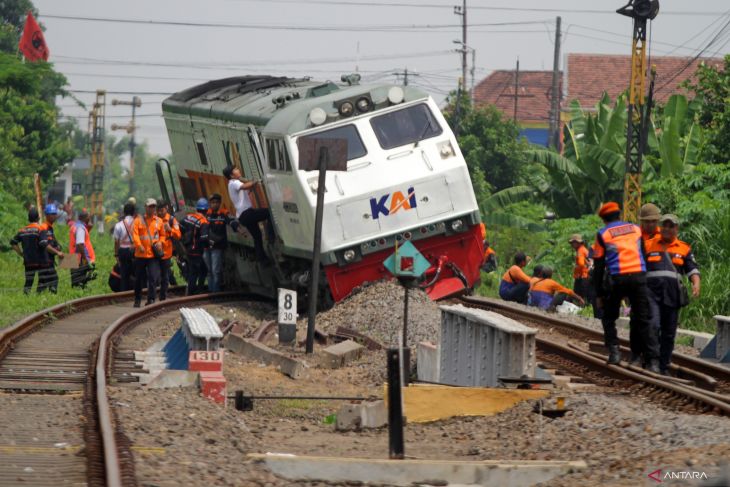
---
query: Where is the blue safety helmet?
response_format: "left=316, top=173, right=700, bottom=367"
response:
left=44, top=203, right=59, bottom=215
left=195, top=198, right=209, bottom=211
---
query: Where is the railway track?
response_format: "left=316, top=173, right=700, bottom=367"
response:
left=0, top=288, right=246, bottom=487
left=457, top=295, right=730, bottom=416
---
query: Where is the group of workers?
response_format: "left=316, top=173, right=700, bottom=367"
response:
left=10, top=203, right=97, bottom=294
left=496, top=201, right=701, bottom=375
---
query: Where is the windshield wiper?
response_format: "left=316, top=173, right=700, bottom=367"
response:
left=413, top=115, right=433, bottom=149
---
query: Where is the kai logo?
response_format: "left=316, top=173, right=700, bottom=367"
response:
left=370, top=187, right=417, bottom=219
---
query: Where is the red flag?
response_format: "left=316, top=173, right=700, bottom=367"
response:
left=18, top=12, right=49, bottom=62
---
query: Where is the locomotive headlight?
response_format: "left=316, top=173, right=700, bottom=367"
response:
left=343, top=249, right=356, bottom=262
left=338, top=101, right=355, bottom=117
left=309, top=107, right=327, bottom=126
left=356, top=97, right=372, bottom=113
left=388, top=86, right=405, bottom=104
left=451, top=219, right=464, bottom=232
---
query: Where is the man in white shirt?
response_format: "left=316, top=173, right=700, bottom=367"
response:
left=112, top=202, right=136, bottom=291
left=224, top=166, right=274, bottom=263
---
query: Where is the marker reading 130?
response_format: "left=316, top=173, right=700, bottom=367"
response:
left=278, top=288, right=297, bottom=325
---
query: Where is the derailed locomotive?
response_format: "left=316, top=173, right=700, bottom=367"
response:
left=160, top=75, right=483, bottom=303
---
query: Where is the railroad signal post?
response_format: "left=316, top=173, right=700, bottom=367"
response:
left=298, top=138, right=348, bottom=354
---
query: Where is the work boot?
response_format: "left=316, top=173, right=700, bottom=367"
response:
left=607, top=346, right=621, bottom=365
left=145, top=299, right=155, bottom=306
left=647, top=359, right=661, bottom=374
left=133, top=300, right=141, bottom=308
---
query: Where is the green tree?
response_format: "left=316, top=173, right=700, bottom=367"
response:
left=683, top=55, right=730, bottom=164
left=0, top=0, right=37, bottom=54
left=0, top=52, right=75, bottom=202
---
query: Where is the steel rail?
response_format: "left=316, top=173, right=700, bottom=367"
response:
left=458, top=295, right=730, bottom=384
left=537, top=338, right=730, bottom=415
left=96, top=291, right=253, bottom=487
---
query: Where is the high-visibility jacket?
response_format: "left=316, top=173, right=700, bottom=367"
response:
left=132, top=215, right=164, bottom=259
left=642, top=226, right=660, bottom=242
left=529, top=278, right=578, bottom=309
left=39, top=220, right=61, bottom=265
left=573, top=245, right=590, bottom=279
left=180, top=213, right=210, bottom=257
left=499, top=264, right=531, bottom=296
left=645, top=237, right=700, bottom=307
left=483, top=246, right=496, bottom=263
left=69, top=221, right=95, bottom=263
left=10, top=222, right=45, bottom=267
left=592, top=221, right=646, bottom=276
left=158, top=213, right=181, bottom=260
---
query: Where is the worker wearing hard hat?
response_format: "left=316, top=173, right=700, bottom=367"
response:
left=38, top=203, right=64, bottom=293
left=591, top=201, right=659, bottom=372
left=639, top=203, right=661, bottom=242
left=644, top=214, right=701, bottom=375
left=181, top=198, right=210, bottom=295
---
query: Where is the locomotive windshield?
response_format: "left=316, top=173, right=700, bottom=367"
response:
left=298, top=124, right=367, bottom=162
left=370, top=103, right=442, bottom=150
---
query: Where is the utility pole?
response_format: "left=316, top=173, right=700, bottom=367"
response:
left=111, top=96, right=141, bottom=197
left=88, top=90, right=106, bottom=230
left=454, top=1, right=467, bottom=92
left=513, top=59, right=520, bottom=122
left=549, top=16, right=562, bottom=149
left=393, top=68, right=417, bottom=87
left=470, top=48, right=476, bottom=104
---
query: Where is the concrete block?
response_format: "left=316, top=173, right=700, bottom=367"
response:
left=200, top=371, right=227, bottom=405
left=321, top=340, right=364, bottom=369
left=226, top=334, right=306, bottom=379
left=335, top=401, right=388, bottom=431
left=438, top=304, right=536, bottom=387
left=715, top=316, right=730, bottom=360
left=188, top=350, right=224, bottom=373
left=335, top=404, right=361, bottom=431
left=180, top=307, right=223, bottom=351
left=250, top=454, right=587, bottom=487
left=361, top=400, right=387, bottom=429
left=147, top=370, right=200, bottom=389
left=416, top=341, right=440, bottom=383
left=676, top=328, right=714, bottom=349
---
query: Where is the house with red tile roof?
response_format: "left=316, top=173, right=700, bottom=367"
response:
left=472, top=53, right=723, bottom=146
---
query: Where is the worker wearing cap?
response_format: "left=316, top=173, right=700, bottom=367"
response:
left=113, top=202, right=136, bottom=292
left=592, top=201, right=659, bottom=372
left=569, top=234, right=591, bottom=301
left=10, top=208, right=46, bottom=293
left=499, top=252, right=531, bottom=304
left=181, top=198, right=210, bottom=295
left=157, top=200, right=181, bottom=301
left=132, top=198, right=164, bottom=307
left=38, top=203, right=64, bottom=293
left=205, top=193, right=239, bottom=292
left=529, top=267, right=585, bottom=311
left=639, top=203, right=661, bottom=242
left=644, top=214, right=701, bottom=375
left=69, top=210, right=96, bottom=288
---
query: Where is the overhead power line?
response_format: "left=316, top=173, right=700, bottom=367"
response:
left=230, top=0, right=728, bottom=16
left=41, top=13, right=546, bottom=31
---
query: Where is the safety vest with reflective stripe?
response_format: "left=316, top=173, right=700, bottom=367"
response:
left=69, top=221, right=95, bottom=263
left=592, top=221, right=646, bottom=276
left=132, top=215, right=163, bottom=259
left=158, top=213, right=181, bottom=260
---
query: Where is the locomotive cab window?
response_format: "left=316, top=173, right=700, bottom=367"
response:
left=265, top=138, right=292, bottom=172
left=370, top=103, right=442, bottom=150
left=297, top=124, right=367, bottom=163
left=195, top=141, right=209, bottom=166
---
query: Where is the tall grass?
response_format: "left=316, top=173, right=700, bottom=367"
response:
left=0, top=217, right=117, bottom=329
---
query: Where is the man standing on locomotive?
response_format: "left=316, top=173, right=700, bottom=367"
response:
left=223, top=166, right=274, bottom=264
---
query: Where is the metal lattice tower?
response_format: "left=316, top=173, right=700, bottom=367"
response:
left=88, top=90, right=106, bottom=221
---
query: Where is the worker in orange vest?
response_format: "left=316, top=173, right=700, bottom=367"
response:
left=10, top=208, right=45, bottom=293
left=69, top=210, right=96, bottom=288
left=38, top=203, right=64, bottom=293
left=592, top=201, right=659, bottom=372
left=569, top=234, right=591, bottom=300
left=181, top=198, right=211, bottom=295
left=156, top=200, right=181, bottom=301
left=132, top=198, right=165, bottom=307
left=499, top=252, right=531, bottom=304
left=528, top=267, right=584, bottom=311
left=481, top=240, right=497, bottom=273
